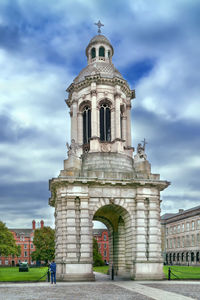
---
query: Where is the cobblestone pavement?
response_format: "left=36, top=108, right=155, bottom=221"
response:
left=0, top=282, right=153, bottom=300
left=144, top=283, right=200, bottom=300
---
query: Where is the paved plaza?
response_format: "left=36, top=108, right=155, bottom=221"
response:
left=1, top=273, right=200, bottom=300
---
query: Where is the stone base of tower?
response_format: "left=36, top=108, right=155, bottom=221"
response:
left=134, top=262, right=165, bottom=280
left=56, top=263, right=95, bottom=282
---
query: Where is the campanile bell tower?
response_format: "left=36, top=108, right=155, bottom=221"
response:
left=49, top=23, right=169, bottom=281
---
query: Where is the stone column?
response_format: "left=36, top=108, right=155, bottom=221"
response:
left=57, top=196, right=94, bottom=281
left=111, top=108, right=115, bottom=141
left=91, top=90, right=98, bottom=138
left=77, top=112, right=83, bottom=145
left=126, top=104, right=132, bottom=147
left=148, top=196, right=163, bottom=262
left=122, top=116, right=127, bottom=141
left=135, top=195, right=147, bottom=262
left=114, top=92, right=121, bottom=139
left=71, top=101, right=77, bottom=142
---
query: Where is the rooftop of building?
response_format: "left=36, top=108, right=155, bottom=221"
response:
left=161, top=205, right=200, bottom=223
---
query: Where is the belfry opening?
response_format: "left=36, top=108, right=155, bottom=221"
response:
left=49, top=25, right=170, bottom=281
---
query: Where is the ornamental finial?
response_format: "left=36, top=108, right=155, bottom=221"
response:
left=94, top=20, right=104, bottom=34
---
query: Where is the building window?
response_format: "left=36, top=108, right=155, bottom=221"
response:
left=31, top=244, right=33, bottom=249
left=197, top=233, right=200, bottom=244
left=177, top=237, right=180, bottom=248
left=186, top=235, right=190, bottom=247
left=24, top=251, right=27, bottom=257
left=170, top=239, right=172, bottom=249
left=191, top=234, right=195, bottom=246
left=166, top=228, right=168, bottom=235
left=24, top=244, right=27, bottom=249
left=104, top=250, right=107, bottom=257
left=182, top=223, right=185, bottom=232
left=182, top=236, right=185, bottom=247
left=174, top=226, right=176, bottom=234
left=177, top=225, right=180, bottom=233
left=98, top=244, right=101, bottom=249
left=173, top=238, right=176, bottom=248
left=104, top=243, right=107, bottom=249
left=5, top=260, right=8, bottom=265
left=100, top=103, right=111, bottom=142
left=20, top=236, right=24, bottom=241
left=197, top=220, right=200, bottom=229
left=91, top=47, right=96, bottom=58
left=192, top=221, right=195, bottom=230
left=186, top=223, right=190, bottom=231
left=108, top=50, right=110, bottom=57
left=103, top=234, right=107, bottom=241
left=166, top=239, right=168, bottom=249
left=18, top=260, right=21, bottom=263
left=31, top=236, right=33, bottom=241
left=99, top=46, right=105, bottom=57
left=170, top=227, right=173, bottom=234
left=83, top=106, right=91, bottom=144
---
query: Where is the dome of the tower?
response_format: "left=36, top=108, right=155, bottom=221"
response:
left=86, top=34, right=114, bottom=56
left=73, top=62, right=123, bottom=84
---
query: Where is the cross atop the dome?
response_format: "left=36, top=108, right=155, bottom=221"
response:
left=94, top=20, right=104, bottom=34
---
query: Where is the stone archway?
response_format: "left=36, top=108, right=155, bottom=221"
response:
left=93, top=204, right=133, bottom=278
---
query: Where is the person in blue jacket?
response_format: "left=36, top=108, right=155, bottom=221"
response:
left=50, top=260, right=56, bottom=284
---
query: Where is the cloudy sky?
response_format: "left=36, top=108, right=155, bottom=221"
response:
left=0, top=0, right=200, bottom=229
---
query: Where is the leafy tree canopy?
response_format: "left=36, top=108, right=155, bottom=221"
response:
left=93, top=237, right=105, bottom=266
left=0, top=221, right=21, bottom=256
left=31, top=226, right=55, bottom=264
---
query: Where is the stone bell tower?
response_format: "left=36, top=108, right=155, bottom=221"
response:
left=49, top=23, right=170, bottom=281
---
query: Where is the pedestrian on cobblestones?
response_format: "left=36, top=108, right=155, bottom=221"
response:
left=50, top=260, right=56, bottom=284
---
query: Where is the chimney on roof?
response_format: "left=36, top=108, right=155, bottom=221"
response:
left=179, top=209, right=184, bottom=213
left=40, top=220, right=44, bottom=228
left=32, top=220, right=36, bottom=230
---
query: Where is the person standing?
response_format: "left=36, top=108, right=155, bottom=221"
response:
left=50, top=260, right=56, bottom=284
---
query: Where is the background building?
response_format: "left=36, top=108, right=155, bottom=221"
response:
left=161, top=206, right=200, bottom=265
left=93, top=229, right=109, bottom=263
left=0, top=220, right=44, bottom=266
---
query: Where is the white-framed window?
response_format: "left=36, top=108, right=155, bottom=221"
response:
left=173, top=238, right=176, bottom=248
left=104, top=251, right=107, bottom=257
left=191, top=235, right=195, bottom=246
left=170, top=239, right=172, bottom=248
left=182, top=223, right=185, bottom=232
left=20, top=236, right=24, bottom=241
left=177, top=225, right=180, bottom=233
left=5, top=260, right=8, bottom=265
left=182, top=236, right=185, bottom=247
left=170, top=227, right=173, bottom=234
left=186, top=223, right=190, bottom=231
left=18, top=260, right=21, bottom=263
left=24, top=244, right=27, bottom=249
left=24, top=251, right=27, bottom=257
left=103, top=234, right=107, bottom=241
left=186, top=235, right=190, bottom=246
left=177, top=237, right=180, bottom=248
left=173, top=226, right=176, bottom=234
left=31, top=236, right=34, bottom=241
left=192, top=221, right=195, bottom=231
left=104, top=243, right=107, bottom=249
left=197, top=220, right=200, bottom=229
left=197, top=233, right=200, bottom=244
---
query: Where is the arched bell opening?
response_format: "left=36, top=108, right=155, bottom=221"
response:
left=93, top=204, right=134, bottom=279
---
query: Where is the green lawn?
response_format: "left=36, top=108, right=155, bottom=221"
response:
left=0, top=267, right=48, bottom=282
left=93, top=266, right=109, bottom=274
left=164, top=266, right=200, bottom=280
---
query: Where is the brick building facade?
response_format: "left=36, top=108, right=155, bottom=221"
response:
left=0, top=220, right=44, bottom=266
left=161, top=206, right=200, bottom=265
left=93, top=229, right=109, bottom=263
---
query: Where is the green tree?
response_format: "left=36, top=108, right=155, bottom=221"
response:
left=0, top=221, right=21, bottom=256
left=31, top=226, right=55, bottom=264
left=93, top=237, right=105, bottom=266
